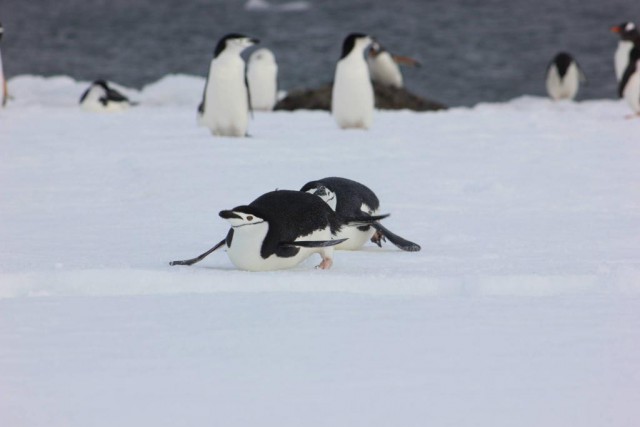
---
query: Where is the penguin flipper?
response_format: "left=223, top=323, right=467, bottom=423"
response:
left=372, top=222, right=421, bottom=252
left=280, top=238, right=348, bottom=248
left=392, top=55, right=421, bottom=68
left=169, top=236, right=228, bottom=266
left=344, top=213, right=390, bottom=227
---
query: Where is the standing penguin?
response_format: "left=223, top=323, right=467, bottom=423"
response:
left=619, top=46, right=640, bottom=117
left=367, top=42, right=420, bottom=89
left=301, top=177, right=421, bottom=252
left=545, top=52, right=585, bottom=101
left=198, top=33, right=259, bottom=137
left=332, top=33, right=374, bottom=129
left=611, top=22, right=640, bottom=82
left=247, top=48, right=278, bottom=111
left=170, top=190, right=388, bottom=271
left=0, top=22, right=8, bottom=107
left=79, top=80, right=134, bottom=112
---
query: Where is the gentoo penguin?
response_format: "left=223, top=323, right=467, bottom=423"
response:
left=170, top=190, right=388, bottom=271
left=611, top=22, right=640, bottom=81
left=366, top=42, right=420, bottom=88
left=331, top=33, right=374, bottom=129
left=301, top=177, right=421, bottom=252
left=545, top=52, right=585, bottom=101
left=619, top=46, right=640, bottom=116
left=0, top=22, right=8, bottom=107
left=79, top=80, right=133, bottom=112
left=247, top=48, right=278, bottom=111
left=198, top=33, right=259, bottom=137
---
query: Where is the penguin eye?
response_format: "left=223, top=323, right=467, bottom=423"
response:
left=246, top=215, right=254, bottom=221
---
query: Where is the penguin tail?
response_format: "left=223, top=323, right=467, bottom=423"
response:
left=281, top=238, right=348, bottom=248
left=372, top=222, right=421, bottom=252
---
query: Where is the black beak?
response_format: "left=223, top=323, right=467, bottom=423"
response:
left=313, top=186, right=328, bottom=197
left=219, top=210, right=242, bottom=220
left=250, top=38, right=260, bottom=44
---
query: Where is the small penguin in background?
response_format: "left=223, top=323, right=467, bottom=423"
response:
left=619, top=46, right=640, bottom=117
left=79, top=80, right=134, bottom=112
left=367, top=42, right=420, bottom=88
left=0, top=22, right=8, bottom=107
left=247, top=48, right=278, bottom=111
left=198, top=33, right=259, bottom=137
left=611, top=22, right=640, bottom=82
left=332, top=33, right=374, bottom=129
left=301, top=177, right=421, bottom=252
left=545, top=52, right=585, bottom=101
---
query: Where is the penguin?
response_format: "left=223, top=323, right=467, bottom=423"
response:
left=366, top=42, right=420, bottom=89
left=79, top=80, right=134, bottom=112
left=301, top=177, right=421, bottom=252
left=247, top=48, right=278, bottom=111
left=198, top=33, right=259, bottom=137
left=170, top=190, right=389, bottom=271
left=0, top=22, right=8, bottom=107
left=331, top=33, right=375, bottom=129
left=619, top=46, right=640, bottom=116
left=545, top=52, right=585, bottom=101
left=611, top=22, right=640, bottom=81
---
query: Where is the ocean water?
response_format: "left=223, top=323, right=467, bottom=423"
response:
left=1, top=0, right=639, bottom=106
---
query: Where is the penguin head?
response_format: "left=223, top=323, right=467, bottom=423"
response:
left=306, top=185, right=337, bottom=211
left=219, top=207, right=266, bottom=228
left=340, top=33, right=374, bottom=59
left=214, top=33, right=260, bottom=58
left=249, top=48, right=276, bottom=65
left=611, top=22, right=638, bottom=40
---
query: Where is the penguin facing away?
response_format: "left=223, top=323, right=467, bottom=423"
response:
left=545, top=52, right=585, bottom=101
left=301, top=177, right=421, bottom=252
left=619, top=46, right=640, bottom=116
left=367, top=42, right=420, bottom=89
left=170, top=190, right=389, bottom=271
left=247, top=48, right=278, bottom=111
left=198, top=33, right=259, bottom=137
left=79, top=80, right=134, bottom=112
left=332, top=33, right=375, bottom=129
left=0, top=22, right=8, bottom=107
left=611, top=22, right=640, bottom=82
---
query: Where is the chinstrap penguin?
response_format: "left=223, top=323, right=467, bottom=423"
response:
left=301, top=177, right=421, bottom=252
left=247, top=48, right=278, bottom=111
left=545, top=52, right=585, bottom=101
left=367, top=42, right=420, bottom=89
left=0, top=22, right=8, bottom=107
left=79, top=80, right=134, bottom=112
left=611, top=22, right=640, bottom=82
left=619, top=46, right=640, bottom=117
left=332, top=33, right=375, bottom=129
left=170, top=190, right=388, bottom=271
left=198, top=33, right=259, bottom=137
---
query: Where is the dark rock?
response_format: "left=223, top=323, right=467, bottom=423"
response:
left=274, top=82, right=447, bottom=112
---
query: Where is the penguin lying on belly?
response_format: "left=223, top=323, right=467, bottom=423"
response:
left=79, top=80, right=135, bottom=112
left=301, top=177, right=421, bottom=252
left=170, top=190, right=388, bottom=271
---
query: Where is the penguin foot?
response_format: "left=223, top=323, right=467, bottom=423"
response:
left=370, top=230, right=387, bottom=248
left=624, top=113, right=640, bottom=119
left=316, top=257, right=333, bottom=270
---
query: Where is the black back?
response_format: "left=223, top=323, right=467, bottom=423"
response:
left=549, top=52, right=574, bottom=78
left=340, top=33, right=368, bottom=59
left=301, top=177, right=380, bottom=217
left=619, top=46, right=640, bottom=97
left=230, top=190, right=342, bottom=259
left=214, top=33, right=249, bottom=58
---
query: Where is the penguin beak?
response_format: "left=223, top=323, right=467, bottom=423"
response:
left=313, top=186, right=328, bottom=197
left=250, top=38, right=260, bottom=45
left=219, top=210, right=242, bottom=220
left=611, top=26, right=621, bottom=33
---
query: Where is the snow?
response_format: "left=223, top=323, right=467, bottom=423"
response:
left=1, top=75, right=640, bottom=426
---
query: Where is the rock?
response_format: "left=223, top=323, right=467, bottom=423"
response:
left=274, top=82, right=447, bottom=111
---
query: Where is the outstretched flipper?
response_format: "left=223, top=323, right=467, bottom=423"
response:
left=280, top=238, right=348, bottom=248
left=170, top=238, right=226, bottom=266
left=371, top=222, right=421, bottom=252
left=345, top=213, right=390, bottom=227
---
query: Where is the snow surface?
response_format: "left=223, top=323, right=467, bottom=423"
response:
left=1, top=75, right=640, bottom=427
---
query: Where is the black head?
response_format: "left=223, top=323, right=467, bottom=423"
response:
left=611, top=22, right=640, bottom=41
left=92, top=80, right=110, bottom=90
left=214, top=33, right=260, bottom=58
left=219, top=205, right=267, bottom=228
left=552, top=52, right=574, bottom=76
left=340, top=33, right=373, bottom=59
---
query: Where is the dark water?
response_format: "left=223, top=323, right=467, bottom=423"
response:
left=2, top=0, right=639, bottom=106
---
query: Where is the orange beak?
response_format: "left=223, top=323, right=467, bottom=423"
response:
left=610, top=25, right=622, bottom=33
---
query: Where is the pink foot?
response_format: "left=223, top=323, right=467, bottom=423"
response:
left=316, top=257, right=333, bottom=270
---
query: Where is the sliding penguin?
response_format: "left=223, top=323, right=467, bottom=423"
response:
left=301, top=177, right=421, bottom=252
left=0, top=22, right=8, bottom=107
left=545, top=52, right=585, bottom=101
left=367, top=42, right=420, bottom=89
left=611, top=22, right=640, bottom=81
left=79, top=80, right=134, bottom=112
left=247, top=48, right=278, bottom=111
left=170, top=190, right=388, bottom=271
left=198, top=33, right=259, bottom=137
left=619, top=46, right=640, bottom=116
left=332, top=33, right=374, bottom=129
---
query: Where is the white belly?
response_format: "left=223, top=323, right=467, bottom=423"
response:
left=367, top=52, right=403, bottom=88
left=332, top=58, right=374, bottom=129
left=545, top=63, right=579, bottom=101
left=615, top=41, right=634, bottom=81
left=201, top=57, right=249, bottom=137
left=622, top=68, right=640, bottom=113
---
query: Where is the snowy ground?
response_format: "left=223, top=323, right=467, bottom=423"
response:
left=1, top=75, right=640, bottom=426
